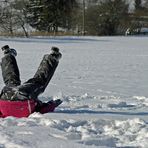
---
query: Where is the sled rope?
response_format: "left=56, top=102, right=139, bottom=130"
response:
left=28, top=100, right=31, bottom=114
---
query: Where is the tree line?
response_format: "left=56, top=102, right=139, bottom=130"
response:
left=0, top=0, right=147, bottom=37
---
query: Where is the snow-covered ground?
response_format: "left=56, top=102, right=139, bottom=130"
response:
left=0, top=36, right=148, bottom=148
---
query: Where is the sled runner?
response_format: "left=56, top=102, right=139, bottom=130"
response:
left=0, top=99, right=62, bottom=118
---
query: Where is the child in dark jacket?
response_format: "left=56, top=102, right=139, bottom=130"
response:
left=0, top=45, right=62, bottom=118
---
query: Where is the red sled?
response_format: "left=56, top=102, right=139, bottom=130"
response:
left=0, top=99, right=62, bottom=118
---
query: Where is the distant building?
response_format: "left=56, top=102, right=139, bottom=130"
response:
left=125, top=27, right=148, bottom=35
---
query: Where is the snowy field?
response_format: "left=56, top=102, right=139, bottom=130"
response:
left=0, top=36, right=148, bottom=148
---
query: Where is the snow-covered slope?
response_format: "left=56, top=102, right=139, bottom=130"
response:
left=0, top=36, right=148, bottom=148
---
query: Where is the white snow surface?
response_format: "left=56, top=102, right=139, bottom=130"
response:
left=0, top=36, right=148, bottom=148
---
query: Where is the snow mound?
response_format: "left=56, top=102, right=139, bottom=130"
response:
left=1, top=115, right=148, bottom=148
left=104, top=118, right=148, bottom=147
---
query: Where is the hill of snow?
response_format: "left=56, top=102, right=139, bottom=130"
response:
left=0, top=36, right=148, bottom=147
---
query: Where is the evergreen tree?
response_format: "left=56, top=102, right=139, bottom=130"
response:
left=135, top=0, right=142, bottom=10
left=58, top=0, right=78, bottom=31
left=27, top=0, right=45, bottom=31
left=85, top=0, right=129, bottom=35
left=27, top=0, right=78, bottom=32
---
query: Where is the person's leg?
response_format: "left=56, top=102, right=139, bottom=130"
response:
left=35, top=99, right=62, bottom=113
left=17, top=47, right=62, bottom=99
left=1, top=45, right=21, bottom=86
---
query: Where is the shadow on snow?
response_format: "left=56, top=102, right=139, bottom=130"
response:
left=0, top=36, right=111, bottom=44
left=56, top=109, right=148, bottom=116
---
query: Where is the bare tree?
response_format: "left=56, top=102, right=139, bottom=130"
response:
left=0, top=0, right=29, bottom=37
left=12, top=0, right=29, bottom=37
